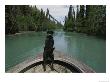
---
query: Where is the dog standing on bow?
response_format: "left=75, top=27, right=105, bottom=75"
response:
left=43, top=31, right=55, bottom=71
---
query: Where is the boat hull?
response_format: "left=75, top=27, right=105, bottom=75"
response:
left=6, top=51, right=95, bottom=73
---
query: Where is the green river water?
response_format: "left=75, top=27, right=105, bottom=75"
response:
left=5, top=30, right=106, bottom=72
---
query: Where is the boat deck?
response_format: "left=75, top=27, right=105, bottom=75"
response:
left=25, top=63, right=72, bottom=73
left=6, top=51, right=95, bottom=73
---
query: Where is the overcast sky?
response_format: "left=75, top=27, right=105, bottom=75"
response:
left=36, top=5, right=70, bottom=25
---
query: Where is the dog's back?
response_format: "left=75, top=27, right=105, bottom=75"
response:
left=43, top=31, right=54, bottom=71
left=43, top=35, right=54, bottom=60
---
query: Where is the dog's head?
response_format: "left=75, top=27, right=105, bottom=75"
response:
left=47, top=31, right=54, bottom=36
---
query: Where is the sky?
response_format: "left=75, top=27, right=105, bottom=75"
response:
left=36, top=5, right=70, bottom=25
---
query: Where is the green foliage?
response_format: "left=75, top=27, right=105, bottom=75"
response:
left=64, top=5, right=75, bottom=31
left=64, top=5, right=106, bottom=37
left=5, top=5, right=63, bottom=34
left=75, top=5, right=85, bottom=32
left=85, top=5, right=106, bottom=36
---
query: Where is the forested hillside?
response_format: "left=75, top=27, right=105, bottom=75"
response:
left=5, top=5, right=63, bottom=34
left=64, top=5, right=106, bottom=37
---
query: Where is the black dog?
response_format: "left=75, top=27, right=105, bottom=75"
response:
left=43, top=31, right=55, bottom=71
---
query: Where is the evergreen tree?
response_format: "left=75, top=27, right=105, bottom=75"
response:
left=76, top=5, right=85, bottom=32
left=64, top=5, right=75, bottom=31
left=85, top=5, right=106, bottom=36
left=68, top=5, right=73, bottom=19
left=46, top=8, right=49, bottom=18
left=5, top=5, right=62, bottom=34
left=72, top=7, right=75, bottom=30
left=65, top=5, right=106, bottom=38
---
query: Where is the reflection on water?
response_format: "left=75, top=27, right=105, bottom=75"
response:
left=54, top=31, right=68, bottom=54
left=5, top=31, right=106, bottom=72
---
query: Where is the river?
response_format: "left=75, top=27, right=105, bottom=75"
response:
left=5, top=30, right=106, bottom=72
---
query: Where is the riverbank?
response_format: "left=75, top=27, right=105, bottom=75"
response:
left=64, top=30, right=106, bottom=40
left=6, top=31, right=36, bottom=36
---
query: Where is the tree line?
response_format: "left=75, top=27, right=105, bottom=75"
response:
left=64, top=5, right=106, bottom=37
left=5, top=5, right=63, bottom=34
